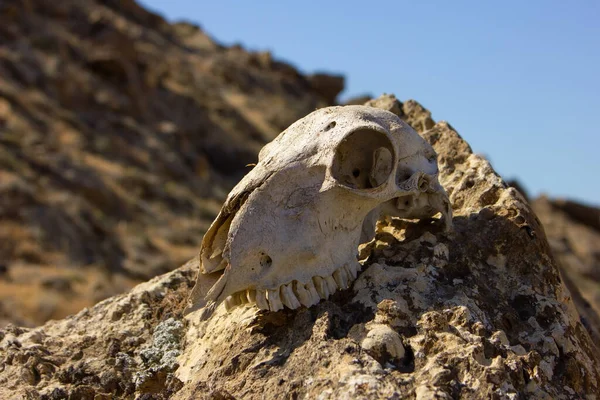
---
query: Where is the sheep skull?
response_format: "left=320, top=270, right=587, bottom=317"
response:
left=187, top=105, right=451, bottom=320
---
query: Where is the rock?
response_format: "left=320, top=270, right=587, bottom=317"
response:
left=365, top=93, right=436, bottom=133
left=1, top=95, right=598, bottom=399
left=534, top=197, right=600, bottom=281
left=507, top=179, right=530, bottom=202
left=344, top=95, right=373, bottom=106
left=365, top=94, right=403, bottom=117
left=134, top=317, right=184, bottom=391
left=549, top=198, right=600, bottom=232
left=402, top=99, right=435, bottom=133
left=307, top=73, right=345, bottom=104
left=360, top=323, right=406, bottom=364
left=40, top=277, right=74, bottom=293
left=531, top=196, right=600, bottom=343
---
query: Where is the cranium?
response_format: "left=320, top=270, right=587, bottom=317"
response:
left=187, top=105, right=451, bottom=320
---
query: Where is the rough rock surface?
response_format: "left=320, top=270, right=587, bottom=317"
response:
left=365, top=95, right=435, bottom=133
left=0, top=0, right=342, bottom=326
left=1, top=95, right=598, bottom=399
left=531, top=196, right=600, bottom=342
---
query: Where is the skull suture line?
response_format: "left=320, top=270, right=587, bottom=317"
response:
left=187, top=105, right=452, bottom=320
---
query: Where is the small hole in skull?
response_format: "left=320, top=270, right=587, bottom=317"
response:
left=398, top=172, right=412, bottom=182
left=352, top=169, right=361, bottom=178
left=260, top=254, right=273, bottom=268
left=324, top=121, right=336, bottom=131
left=397, top=196, right=413, bottom=210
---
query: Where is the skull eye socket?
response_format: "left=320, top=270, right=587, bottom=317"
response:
left=331, top=128, right=394, bottom=189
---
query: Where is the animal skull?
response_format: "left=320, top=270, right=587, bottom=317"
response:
left=187, top=105, right=451, bottom=320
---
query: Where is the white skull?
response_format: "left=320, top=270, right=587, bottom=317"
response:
left=187, top=105, right=451, bottom=320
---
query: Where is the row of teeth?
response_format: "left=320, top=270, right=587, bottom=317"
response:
left=224, top=263, right=361, bottom=312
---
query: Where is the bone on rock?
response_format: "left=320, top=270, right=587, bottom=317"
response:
left=186, top=105, right=452, bottom=320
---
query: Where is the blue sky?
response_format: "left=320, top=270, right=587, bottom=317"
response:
left=140, top=0, right=599, bottom=205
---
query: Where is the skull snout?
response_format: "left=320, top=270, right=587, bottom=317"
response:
left=418, top=174, right=432, bottom=192
left=397, top=171, right=435, bottom=193
left=392, top=171, right=452, bottom=228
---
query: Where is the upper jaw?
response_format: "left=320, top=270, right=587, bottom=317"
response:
left=384, top=172, right=453, bottom=230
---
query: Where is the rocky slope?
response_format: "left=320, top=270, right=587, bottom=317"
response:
left=531, top=197, right=600, bottom=341
left=1, top=96, right=599, bottom=399
left=0, top=0, right=342, bottom=326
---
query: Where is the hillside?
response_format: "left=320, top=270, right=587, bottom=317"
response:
left=0, top=0, right=341, bottom=325
left=531, top=197, right=600, bottom=338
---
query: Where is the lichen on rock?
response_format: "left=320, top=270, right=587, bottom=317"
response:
left=134, top=317, right=185, bottom=391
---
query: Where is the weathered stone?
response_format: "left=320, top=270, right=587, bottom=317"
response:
left=532, top=196, right=600, bottom=344
left=308, top=73, right=345, bottom=104
left=1, top=96, right=598, bottom=399
left=365, top=93, right=436, bottom=133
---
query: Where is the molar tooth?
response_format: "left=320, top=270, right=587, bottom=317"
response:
left=246, top=289, right=257, bottom=303
left=333, top=267, right=349, bottom=289
left=255, top=289, right=269, bottom=310
left=293, top=281, right=313, bottom=307
left=224, top=295, right=234, bottom=311
left=305, top=280, right=321, bottom=304
left=325, top=275, right=338, bottom=294
left=224, top=294, right=241, bottom=311
left=237, top=292, right=246, bottom=305
left=238, top=291, right=249, bottom=304
left=345, top=263, right=358, bottom=280
left=280, top=284, right=301, bottom=309
left=312, top=276, right=330, bottom=299
left=267, top=288, right=284, bottom=311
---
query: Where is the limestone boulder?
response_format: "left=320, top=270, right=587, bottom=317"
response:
left=1, top=96, right=598, bottom=399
